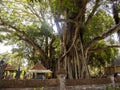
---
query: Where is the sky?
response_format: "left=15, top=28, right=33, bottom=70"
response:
left=0, top=43, right=12, bottom=53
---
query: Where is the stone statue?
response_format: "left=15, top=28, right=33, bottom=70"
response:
left=15, top=66, right=21, bottom=79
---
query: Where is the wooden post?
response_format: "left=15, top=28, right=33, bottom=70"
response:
left=56, top=69, right=67, bottom=90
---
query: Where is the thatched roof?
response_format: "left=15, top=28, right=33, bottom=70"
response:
left=5, top=64, right=16, bottom=71
left=29, top=61, right=52, bottom=73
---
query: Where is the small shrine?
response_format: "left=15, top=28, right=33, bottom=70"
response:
left=4, top=64, right=17, bottom=79
left=29, top=61, right=52, bottom=79
left=105, top=56, right=120, bottom=75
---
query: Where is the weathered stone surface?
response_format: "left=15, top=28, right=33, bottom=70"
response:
left=66, top=85, right=106, bottom=90
left=0, top=79, right=58, bottom=88
left=57, top=72, right=66, bottom=90
left=66, top=78, right=112, bottom=86
left=1, top=78, right=120, bottom=90
left=0, top=88, right=33, bottom=90
left=0, top=87, right=58, bottom=90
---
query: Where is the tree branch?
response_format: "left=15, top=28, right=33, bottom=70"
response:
left=58, top=18, right=77, bottom=25
left=17, top=33, right=48, bottom=59
left=0, top=19, right=47, bottom=59
left=85, top=23, right=120, bottom=52
left=24, top=3, right=42, bottom=22
left=89, top=45, right=120, bottom=53
left=85, top=0, right=100, bottom=25
left=75, top=0, right=88, bottom=21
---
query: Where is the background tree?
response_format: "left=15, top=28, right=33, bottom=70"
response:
left=0, top=0, right=58, bottom=77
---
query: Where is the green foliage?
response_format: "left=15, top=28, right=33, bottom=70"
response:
left=40, top=21, right=53, bottom=37
left=0, top=0, right=56, bottom=59
left=89, top=47, right=118, bottom=67
left=52, top=37, right=60, bottom=58
left=0, top=52, right=25, bottom=69
left=84, top=9, right=114, bottom=42
left=85, top=9, right=118, bottom=76
left=88, top=40, right=118, bottom=76
left=0, top=34, right=6, bottom=42
left=106, top=86, right=114, bottom=90
left=25, top=24, right=41, bottom=37
left=50, top=0, right=80, bottom=16
left=106, top=86, right=120, bottom=90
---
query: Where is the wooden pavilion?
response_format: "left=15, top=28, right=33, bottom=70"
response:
left=29, top=61, right=52, bottom=79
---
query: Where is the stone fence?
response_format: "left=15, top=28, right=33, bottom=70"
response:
left=0, top=70, right=120, bottom=90
left=0, top=77, right=120, bottom=90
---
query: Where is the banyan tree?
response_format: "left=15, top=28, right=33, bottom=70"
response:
left=0, top=0, right=120, bottom=79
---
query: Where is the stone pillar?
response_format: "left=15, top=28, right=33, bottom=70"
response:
left=56, top=69, right=67, bottom=90
left=109, top=74, right=115, bottom=89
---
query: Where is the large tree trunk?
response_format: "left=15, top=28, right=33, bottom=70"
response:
left=57, top=0, right=90, bottom=79
left=60, top=32, right=90, bottom=79
left=59, top=17, right=90, bottom=79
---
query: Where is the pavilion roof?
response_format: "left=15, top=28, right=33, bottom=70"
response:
left=29, top=61, right=52, bottom=73
left=5, top=64, right=16, bottom=71
left=31, top=61, right=47, bottom=70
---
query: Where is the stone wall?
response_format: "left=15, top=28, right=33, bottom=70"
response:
left=0, top=87, right=58, bottom=90
left=0, top=85, right=116, bottom=90
left=1, top=70, right=120, bottom=90
left=0, top=78, right=120, bottom=90
left=0, top=79, right=58, bottom=88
